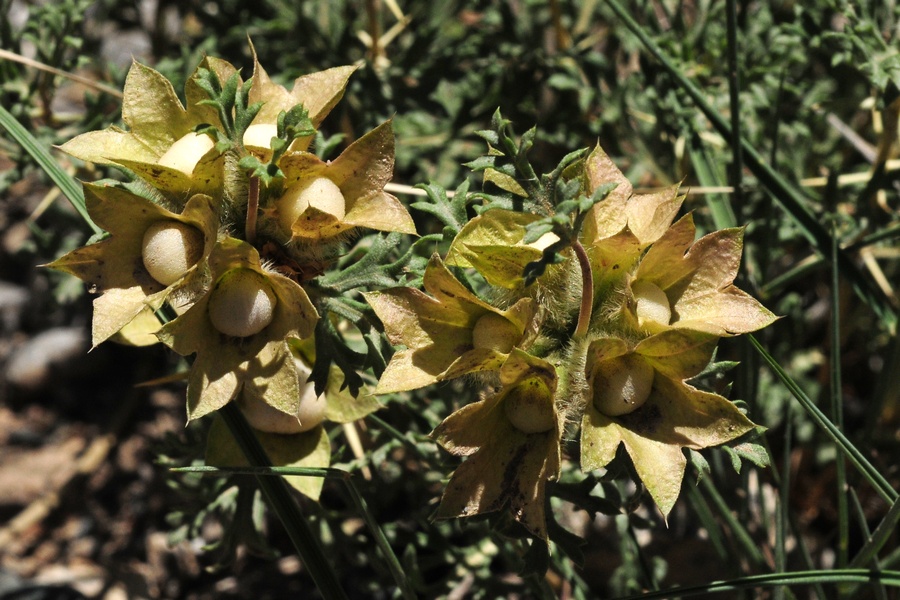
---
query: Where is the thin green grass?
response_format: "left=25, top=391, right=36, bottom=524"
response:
left=0, top=104, right=101, bottom=236
left=831, top=228, right=850, bottom=571
left=616, top=569, right=900, bottom=600
left=751, top=334, right=897, bottom=506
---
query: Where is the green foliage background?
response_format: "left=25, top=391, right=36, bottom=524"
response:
left=2, top=0, right=900, bottom=598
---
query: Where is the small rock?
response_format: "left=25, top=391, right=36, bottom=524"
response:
left=0, top=281, right=29, bottom=334
left=4, top=327, right=89, bottom=390
left=100, top=28, right=151, bottom=68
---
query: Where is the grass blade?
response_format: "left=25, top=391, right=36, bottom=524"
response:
left=830, top=230, right=850, bottom=569
left=845, top=490, right=889, bottom=600
left=687, top=132, right=737, bottom=230
left=683, top=479, right=729, bottom=561
left=615, top=569, right=900, bottom=600
left=849, top=495, right=900, bottom=570
left=698, top=475, right=766, bottom=569
left=0, top=104, right=102, bottom=236
left=749, top=335, right=898, bottom=505
left=774, top=416, right=789, bottom=600
left=724, top=0, right=745, bottom=214
left=760, top=222, right=900, bottom=298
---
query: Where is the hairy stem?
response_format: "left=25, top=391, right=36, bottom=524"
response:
left=246, top=176, right=259, bottom=244
left=573, top=240, right=593, bottom=339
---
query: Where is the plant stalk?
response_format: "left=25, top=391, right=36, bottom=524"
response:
left=246, top=175, right=259, bottom=244
left=573, top=240, right=593, bottom=339
left=724, top=0, right=744, bottom=212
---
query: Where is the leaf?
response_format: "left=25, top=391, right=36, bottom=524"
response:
left=110, top=306, right=163, bottom=346
left=58, top=127, right=158, bottom=166
left=635, top=329, right=719, bottom=380
left=91, top=287, right=157, bottom=348
left=411, top=180, right=470, bottom=235
left=582, top=144, right=633, bottom=242
left=445, top=209, right=546, bottom=288
left=725, top=440, right=771, bottom=472
left=324, top=370, right=381, bottom=423
left=688, top=449, right=711, bottom=483
left=290, top=65, right=357, bottom=127
left=318, top=232, right=405, bottom=293
left=483, top=167, right=528, bottom=197
left=123, top=60, right=194, bottom=153
left=310, top=311, right=365, bottom=398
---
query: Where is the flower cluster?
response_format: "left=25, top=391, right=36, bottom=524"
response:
left=367, top=137, right=776, bottom=539
left=49, top=52, right=775, bottom=541
left=49, top=54, right=398, bottom=498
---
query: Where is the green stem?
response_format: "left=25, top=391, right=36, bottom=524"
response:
left=831, top=228, right=849, bottom=570
left=615, top=570, right=900, bottom=600
left=724, top=0, right=744, bottom=214
left=573, top=240, right=593, bottom=339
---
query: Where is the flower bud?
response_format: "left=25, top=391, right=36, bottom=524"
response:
left=156, top=132, right=215, bottom=176
left=592, top=354, right=654, bottom=417
left=141, top=220, right=204, bottom=286
left=504, top=377, right=556, bottom=434
left=632, top=280, right=671, bottom=331
left=207, top=268, right=277, bottom=337
left=471, top=312, right=521, bottom=354
left=277, top=176, right=346, bottom=232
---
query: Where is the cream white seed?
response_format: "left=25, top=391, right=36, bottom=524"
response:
left=471, top=312, right=521, bottom=354
left=207, top=268, right=277, bottom=338
left=141, top=220, right=204, bottom=286
left=277, top=176, right=346, bottom=232
left=504, top=378, right=556, bottom=434
left=239, top=384, right=326, bottom=434
left=592, top=354, right=655, bottom=417
left=632, top=280, right=672, bottom=331
left=242, top=123, right=279, bottom=152
left=156, top=132, right=215, bottom=176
